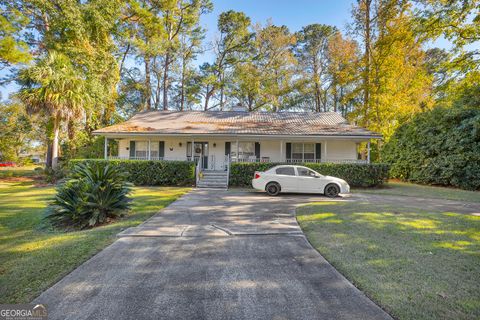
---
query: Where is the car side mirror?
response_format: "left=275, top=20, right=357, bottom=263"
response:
left=314, top=175, right=320, bottom=178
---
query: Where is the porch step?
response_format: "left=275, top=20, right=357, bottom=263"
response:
left=197, top=170, right=228, bottom=189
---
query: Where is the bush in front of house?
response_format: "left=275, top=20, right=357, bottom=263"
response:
left=381, top=106, right=480, bottom=190
left=69, top=159, right=196, bottom=186
left=229, top=162, right=390, bottom=188
left=46, top=161, right=132, bottom=229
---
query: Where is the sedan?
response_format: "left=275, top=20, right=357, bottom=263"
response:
left=252, top=165, right=350, bottom=197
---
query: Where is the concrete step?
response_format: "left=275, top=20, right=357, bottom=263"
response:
left=200, top=178, right=228, bottom=183
left=197, top=184, right=228, bottom=189
left=202, top=172, right=228, bottom=177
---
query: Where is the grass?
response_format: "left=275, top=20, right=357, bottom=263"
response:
left=297, top=200, right=480, bottom=320
left=0, top=165, right=44, bottom=178
left=354, top=180, right=480, bottom=203
left=0, top=174, right=190, bottom=304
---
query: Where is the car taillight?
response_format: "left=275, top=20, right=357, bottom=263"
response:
left=254, top=173, right=260, bottom=179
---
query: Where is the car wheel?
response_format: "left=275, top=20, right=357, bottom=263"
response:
left=324, top=183, right=340, bottom=198
left=265, top=182, right=281, bottom=196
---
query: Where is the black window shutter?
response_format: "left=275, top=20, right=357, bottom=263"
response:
left=129, top=141, right=135, bottom=158
left=315, top=143, right=321, bottom=161
left=159, top=141, right=165, bottom=158
left=255, top=142, right=260, bottom=159
left=225, top=142, right=231, bottom=155
left=286, top=143, right=291, bottom=161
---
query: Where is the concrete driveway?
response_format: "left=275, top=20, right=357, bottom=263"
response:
left=34, top=189, right=392, bottom=320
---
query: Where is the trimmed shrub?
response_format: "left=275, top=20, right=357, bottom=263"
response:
left=382, top=106, right=480, bottom=190
left=46, top=161, right=132, bottom=229
left=69, top=159, right=195, bottom=186
left=230, top=162, right=390, bottom=188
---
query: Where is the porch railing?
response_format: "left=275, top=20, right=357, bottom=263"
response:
left=195, top=156, right=202, bottom=186
left=106, top=155, right=367, bottom=165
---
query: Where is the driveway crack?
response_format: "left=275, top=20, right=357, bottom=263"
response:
left=211, top=224, right=233, bottom=236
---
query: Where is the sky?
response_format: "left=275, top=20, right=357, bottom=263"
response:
left=196, top=0, right=355, bottom=64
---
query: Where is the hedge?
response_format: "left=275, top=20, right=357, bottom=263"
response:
left=69, top=159, right=195, bottom=186
left=229, top=162, right=390, bottom=188
left=382, top=106, right=480, bottom=190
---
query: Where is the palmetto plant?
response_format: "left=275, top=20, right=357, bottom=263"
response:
left=17, top=51, right=88, bottom=168
left=46, top=162, right=132, bottom=229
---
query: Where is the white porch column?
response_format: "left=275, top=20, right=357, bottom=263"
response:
left=191, top=139, right=194, bottom=161
left=280, top=140, right=283, bottom=162
left=367, top=140, right=371, bottom=164
left=324, top=140, right=328, bottom=163
left=236, top=139, right=239, bottom=162
left=104, top=137, right=108, bottom=159
left=148, top=139, right=151, bottom=160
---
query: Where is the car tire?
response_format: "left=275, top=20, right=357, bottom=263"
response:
left=324, top=183, right=340, bottom=198
left=265, top=182, right=281, bottom=196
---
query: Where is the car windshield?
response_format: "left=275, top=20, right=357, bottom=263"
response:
left=297, top=167, right=319, bottom=177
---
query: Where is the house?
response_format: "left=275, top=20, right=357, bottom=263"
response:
left=93, top=109, right=382, bottom=174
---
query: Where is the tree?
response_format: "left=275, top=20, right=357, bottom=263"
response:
left=382, top=105, right=480, bottom=190
left=350, top=0, right=433, bottom=139
left=414, top=0, right=480, bottom=73
left=202, top=10, right=253, bottom=110
left=0, top=102, right=33, bottom=161
left=294, top=24, right=337, bottom=112
left=327, top=32, right=360, bottom=116
left=254, top=24, right=297, bottom=111
left=160, top=0, right=212, bottom=110
left=17, top=52, right=87, bottom=168
left=0, top=7, right=31, bottom=69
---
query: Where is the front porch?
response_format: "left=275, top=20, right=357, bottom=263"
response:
left=103, top=136, right=371, bottom=171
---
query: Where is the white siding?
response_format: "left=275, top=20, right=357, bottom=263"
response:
left=113, top=137, right=359, bottom=167
left=324, top=140, right=357, bottom=161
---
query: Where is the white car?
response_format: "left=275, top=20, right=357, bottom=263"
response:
left=252, top=165, right=350, bottom=197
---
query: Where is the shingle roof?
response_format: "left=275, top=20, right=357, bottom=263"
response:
left=93, top=111, right=382, bottom=138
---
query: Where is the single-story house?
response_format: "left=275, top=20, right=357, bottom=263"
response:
left=93, top=109, right=381, bottom=173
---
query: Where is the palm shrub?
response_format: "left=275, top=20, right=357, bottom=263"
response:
left=46, top=162, right=132, bottom=229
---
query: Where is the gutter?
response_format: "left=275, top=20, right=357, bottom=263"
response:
left=93, top=132, right=382, bottom=140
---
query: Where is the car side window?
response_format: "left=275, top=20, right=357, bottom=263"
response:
left=275, top=167, right=296, bottom=176
left=297, top=167, right=317, bottom=177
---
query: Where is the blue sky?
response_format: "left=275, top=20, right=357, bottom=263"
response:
left=196, top=0, right=355, bottom=64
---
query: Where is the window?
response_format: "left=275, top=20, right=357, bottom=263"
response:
left=231, top=142, right=255, bottom=161
left=276, top=167, right=296, bottom=176
left=297, top=167, right=317, bottom=177
left=135, top=141, right=147, bottom=159
left=291, top=143, right=315, bottom=161
left=150, top=142, right=159, bottom=159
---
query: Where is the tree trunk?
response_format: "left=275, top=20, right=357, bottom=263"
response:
left=180, top=56, right=186, bottom=111
left=45, top=143, right=52, bottom=169
left=163, top=51, right=171, bottom=111
left=219, top=71, right=225, bottom=110
left=363, top=0, right=372, bottom=125
left=51, top=117, right=60, bottom=169
left=204, top=87, right=214, bottom=111
left=144, top=55, right=152, bottom=110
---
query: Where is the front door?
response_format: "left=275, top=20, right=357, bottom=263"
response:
left=193, top=142, right=209, bottom=169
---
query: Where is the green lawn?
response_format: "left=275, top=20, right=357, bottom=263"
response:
left=0, top=177, right=190, bottom=304
left=0, top=166, right=43, bottom=178
left=297, top=197, right=480, bottom=320
left=355, top=180, right=480, bottom=203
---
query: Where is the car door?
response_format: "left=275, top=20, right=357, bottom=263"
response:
left=273, top=166, right=298, bottom=192
left=296, top=167, right=323, bottom=193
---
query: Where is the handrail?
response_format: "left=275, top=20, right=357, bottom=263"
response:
left=195, top=157, right=202, bottom=187
left=226, top=154, right=230, bottom=189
